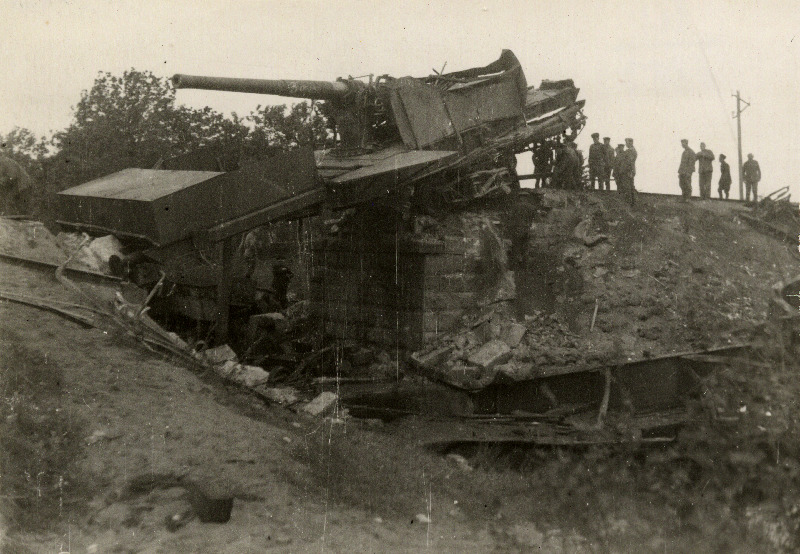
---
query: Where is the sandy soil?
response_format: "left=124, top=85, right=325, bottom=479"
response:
left=0, top=261, right=504, bottom=553
left=1, top=193, right=799, bottom=552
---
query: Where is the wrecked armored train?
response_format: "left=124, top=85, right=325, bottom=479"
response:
left=54, top=50, right=585, bottom=327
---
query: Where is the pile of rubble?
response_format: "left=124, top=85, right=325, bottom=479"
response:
left=409, top=303, right=617, bottom=390
left=0, top=218, right=122, bottom=273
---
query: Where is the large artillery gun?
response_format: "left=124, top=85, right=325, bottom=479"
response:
left=173, top=49, right=585, bottom=208
left=54, top=51, right=585, bottom=341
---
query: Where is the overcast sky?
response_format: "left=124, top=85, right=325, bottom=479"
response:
left=2, top=0, right=798, bottom=199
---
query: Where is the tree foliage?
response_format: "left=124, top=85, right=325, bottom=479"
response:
left=35, top=68, right=326, bottom=193
left=0, top=127, right=48, bottom=182
left=244, top=102, right=330, bottom=158
left=47, top=70, right=243, bottom=190
left=1, top=68, right=329, bottom=215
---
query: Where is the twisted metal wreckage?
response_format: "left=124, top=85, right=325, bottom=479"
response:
left=33, top=50, right=784, bottom=446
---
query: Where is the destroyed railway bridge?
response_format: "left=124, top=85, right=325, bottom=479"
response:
left=12, top=49, right=795, bottom=446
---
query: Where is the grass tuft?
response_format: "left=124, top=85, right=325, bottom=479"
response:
left=0, top=328, right=87, bottom=531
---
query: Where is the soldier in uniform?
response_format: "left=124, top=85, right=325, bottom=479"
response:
left=625, top=138, right=637, bottom=191
left=552, top=141, right=581, bottom=190
left=588, top=133, right=607, bottom=190
left=612, top=144, right=625, bottom=190
left=717, top=154, right=732, bottom=199
left=504, top=151, right=521, bottom=192
left=742, top=153, right=761, bottom=202
left=506, top=189, right=540, bottom=269
left=602, top=137, right=614, bottom=190
left=695, top=142, right=715, bottom=199
left=532, top=141, right=552, bottom=188
left=615, top=144, right=635, bottom=206
left=568, top=140, right=584, bottom=189
left=678, top=139, right=696, bottom=202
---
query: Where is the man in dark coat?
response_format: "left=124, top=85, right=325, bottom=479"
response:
left=612, top=144, right=625, bottom=188
left=615, top=145, right=635, bottom=205
left=678, top=139, right=696, bottom=202
left=717, top=154, right=732, bottom=199
left=696, top=142, right=715, bottom=199
left=625, top=138, right=637, bottom=190
left=588, top=133, right=607, bottom=190
left=742, top=153, right=761, bottom=202
left=506, top=189, right=540, bottom=269
left=532, top=141, right=553, bottom=188
left=552, top=141, right=581, bottom=190
left=568, top=141, right=584, bottom=189
left=602, top=137, right=614, bottom=190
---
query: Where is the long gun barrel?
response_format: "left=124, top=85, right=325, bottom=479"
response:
left=172, top=74, right=352, bottom=101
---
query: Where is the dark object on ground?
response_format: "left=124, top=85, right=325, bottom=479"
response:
left=189, top=490, right=234, bottom=524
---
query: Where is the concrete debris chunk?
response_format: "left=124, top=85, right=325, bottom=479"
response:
left=468, top=339, right=512, bottom=370
left=237, top=365, right=270, bottom=388
left=410, top=345, right=454, bottom=369
left=212, top=360, right=270, bottom=388
left=258, top=387, right=299, bottom=405
left=217, top=360, right=240, bottom=379
left=87, top=235, right=124, bottom=271
left=202, top=344, right=238, bottom=365
left=301, top=391, right=338, bottom=417
left=499, top=322, right=527, bottom=348
left=573, top=219, right=608, bottom=247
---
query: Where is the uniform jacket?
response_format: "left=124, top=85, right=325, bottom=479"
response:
left=743, top=159, right=761, bottom=183
left=679, top=147, right=696, bottom=175
left=696, top=148, right=715, bottom=173
left=604, top=144, right=615, bottom=168
left=614, top=149, right=634, bottom=178
left=588, top=142, right=607, bottom=168
left=626, top=146, right=637, bottom=176
left=719, top=161, right=732, bottom=186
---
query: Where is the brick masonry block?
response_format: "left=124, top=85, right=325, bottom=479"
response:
left=425, top=253, right=472, bottom=275
left=422, top=309, right=464, bottom=333
left=443, top=236, right=479, bottom=254
left=468, top=339, right=512, bottom=370
left=423, top=290, right=478, bottom=311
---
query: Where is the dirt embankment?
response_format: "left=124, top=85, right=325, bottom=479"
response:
left=414, top=191, right=797, bottom=388
left=1, top=192, right=799, bottom=552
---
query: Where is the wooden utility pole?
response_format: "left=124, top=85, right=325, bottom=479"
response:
left=732, top=91, right=750, bottom=200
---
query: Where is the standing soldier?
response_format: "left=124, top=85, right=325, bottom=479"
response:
left=695, top=142, right=715, bottom=199
left=553, top=141, right=581, bottom=190
left=615, top=144, right=635, bottom=206
left=742, top=153, right=761, bottom=202
left=717, top=154, right=732, bottom=199
left=678, top=139, right=696, bottom=202
left=588, top=133, right=607, bottom=190
left=603, top=137, right=614, bottom=190
left=612, top=144, right=625, bottom=191
left=504, top=151, right=521, bottom=192
left=551, top=142, right=568, bottom=189
left=532, top=141, right=552, bottom=188
left=506, top=189, right=539, bottom=269
left=625, top=138, right=637, bottom=191
left=567, top=141, right=583, bottom=190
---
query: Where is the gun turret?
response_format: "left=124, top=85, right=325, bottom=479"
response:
left=172, top=74, right=354, bottom=102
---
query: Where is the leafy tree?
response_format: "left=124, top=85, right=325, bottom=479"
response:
left=47, top=70, right=251, bottom=191
left=0, top=127, right=48, bottom=182
left=245, top=102, right=331, bottom=158
left=1, top=128, right=49, bottom=215
left=46, top=69, right=329, bottom=192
